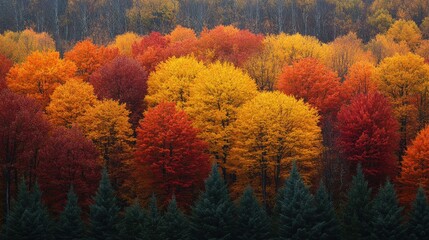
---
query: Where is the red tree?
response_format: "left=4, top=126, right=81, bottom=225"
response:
left=134, top=102, right=210, bottom=205
left=0, top=90, right=50, bottom=215
left=336, top=92, right=400, bottom=186
left=397, top=125, right=429, bottom=205
left=0, top=54, right=13, bottom=90
left=197, top=25, right=263, bottom=66
left=90, top=56, right=148, bottom=127
left=277, top=58, right=343, bottom=117
left=38, top=126, right=101, bottom=213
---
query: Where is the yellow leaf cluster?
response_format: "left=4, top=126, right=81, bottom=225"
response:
left=386, top=19, right=422, bottom=51
left=229, top=91, right=322, bottom=202
left=0, top=29, right=55, bottom=63
left=186, top=61, right=258, bottom=170
left=110, top=32, right=141, bottom=56
left=6, top=51, right=77, bottom=106
left=367, top=34, right=410, bottom=63
left=244, top=33, right=325, bottom=90
left=145, top=56, right=206, bottom=108
left=46, top=79, right=99, bottom=128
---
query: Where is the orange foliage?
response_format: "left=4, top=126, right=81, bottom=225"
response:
left=398, top=126, right=429, bottom=205
left=6, top=51, right=77, bottom=106
left=343, top=61, right=379, bottom=98
left=65, top=40, right=119, bottom=81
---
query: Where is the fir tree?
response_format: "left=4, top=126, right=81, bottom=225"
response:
left=342, top=164, right=373, bottom=240
left=407, top=187, right=429, bottom=240
left=1, top=180, right=54, bottom=240
left=88, top=168, right=120, bottom=240
left=144, top=194, right=161, bottom=240
left=56, top=186, right=85, bottom=240
left=236, top=187, right=271, bottom=240
left=313, top=182, right=341, bottom=240
left=276, top=162, right=318, bottom=240
left=370, top=180, right=405, bottom=239
left=159, top=196, right=190, bottom=240
left=190, top=164, right=236, bottom=240
left=118, top=201, right=146, bottom=240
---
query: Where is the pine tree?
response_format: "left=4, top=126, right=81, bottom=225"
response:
left=313, top=183, right=341, bottom=240
left=370, top=181, right=405, bottom=240
left=118, top=201, right=146, bottom=240
left=407, top=187, right=429, bottom=240
left=236, top=187, right=271, bottom=240
left=56, top=186, right=85, bottom=240
left=276, top=162, right=318, bottom=240
left=144, top=194, right=161, bottom=240
left=88, top=168, right=120, bottom=240
left=190, top=164, right=236, bottom=240
left=1, top=180, right=54, bottom=240
left=159, top=196, right=190, bottom=240
left=342, top=164, right=373, bottom=240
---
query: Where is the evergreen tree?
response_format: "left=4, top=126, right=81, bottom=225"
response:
left=236, top=187, right=271, bottom=240
left=342, top=164, right=373, bottom=240
left=56, top=186, right=85, bottom=240
left=370, top=180, right=405, bottom=239
left=313, top=182, right=341, bottom=240
left=159, top=196, right=190, bottom=240
left=144, top=194, right=161, bottom=240
left=88, top=168, right=120, bottom=240
left=407, top=187, right=429, bottom=240
left=276, top=162, right=318, bottom=240
left=190, top=164, right=236, bottom=240
left=1, top=180, right=54, bottom=240
left=118, top=201, right=146, bottom=240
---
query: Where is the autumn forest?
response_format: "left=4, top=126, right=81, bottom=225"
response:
left=1, top=0, right=429, bottom=240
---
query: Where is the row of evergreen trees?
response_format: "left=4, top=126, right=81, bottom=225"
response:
left=1, top=164, right=429, bottom=240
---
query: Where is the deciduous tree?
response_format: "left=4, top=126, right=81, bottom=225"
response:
left=0, top=54, right=12, bottom=90
left=386, top=20, right=422, bottom=51
left=110, top=32, right=141, bottom=56
left=343, top=61, right=379, bottom=97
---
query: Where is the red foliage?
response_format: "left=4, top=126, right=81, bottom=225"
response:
left=135, top=102, right=210, bottom=205
left=132, top=32, right=196, bottom=73
left=0, top=54, right=13, bottom=90
left=277, top=58, right=343, bottom=117
left=90, top=56, right=148, bottom=127
left=0, top=90, right=50, bottom=212
left=197, top=25, right=264, bottom=66
left=336, top=93, right=399, bottom=186
left=397, top=126, right=429, bottom=205
left=38, top=126, right=101, bottom=213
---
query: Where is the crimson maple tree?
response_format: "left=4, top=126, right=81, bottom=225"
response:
left=0, top=54, right=12, bottom=90
left=38, top=126, right=101, bottom=213
left=90, top=56, right=148, bottom=127
left=336, top=92, right=399, bottom=186
left=134, top=102, right=210, bottom=205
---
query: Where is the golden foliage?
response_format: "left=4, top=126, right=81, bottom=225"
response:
left=110, top=32, right=141, bottom=56
left=386, top=19, right=422, bottom=51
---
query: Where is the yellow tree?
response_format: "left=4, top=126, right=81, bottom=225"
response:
left=76, top=99, right=135, bottom=190
left=366, top=34, right=410, bottom=64
left=377, top=53, right=429, bottom=158
left=229, top=91, right=322, bottom=205
left=46, top=79, right=99, bottom=127
left=324, top=32, right=374, bottom=79
left=145, top=56, right=207, bottom=108
left=6, top=51, right=77, bottom=106
left=109, top=32, right=141, bottom=56
left=386, top=19, right=422, bottom=51
left=185, top=62, right=259, bottom=180
left=244, top=33, right=326, bottom=90
left=0, top=29, right=55, bottom=63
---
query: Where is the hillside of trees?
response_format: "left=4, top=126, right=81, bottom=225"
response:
left=2, top=1, right=429, bottom=239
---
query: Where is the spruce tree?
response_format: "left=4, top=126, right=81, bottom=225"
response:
left=190, top=164, right=236, bottom=240
left=1, top=180, right=54, bottom=240
left=236, top=187, right=271, bottom=240
left=159, top=196, right=190, bottom=240
left=88, top=168, right=120, bottom=240
left=56, top=186, right=85, bottom=240
left=341, top=164, right=373, bottom=240
left=144, top=194, right=161, bottom=240
left=370, top=180, right=404, bottom=239
left=313, top=182, right=341, bottom=240
left=407, top=187, right=429, bottom=240
left=276, top=162, right=318, bottom=240
left=118, top=201, right=146, bottom=240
